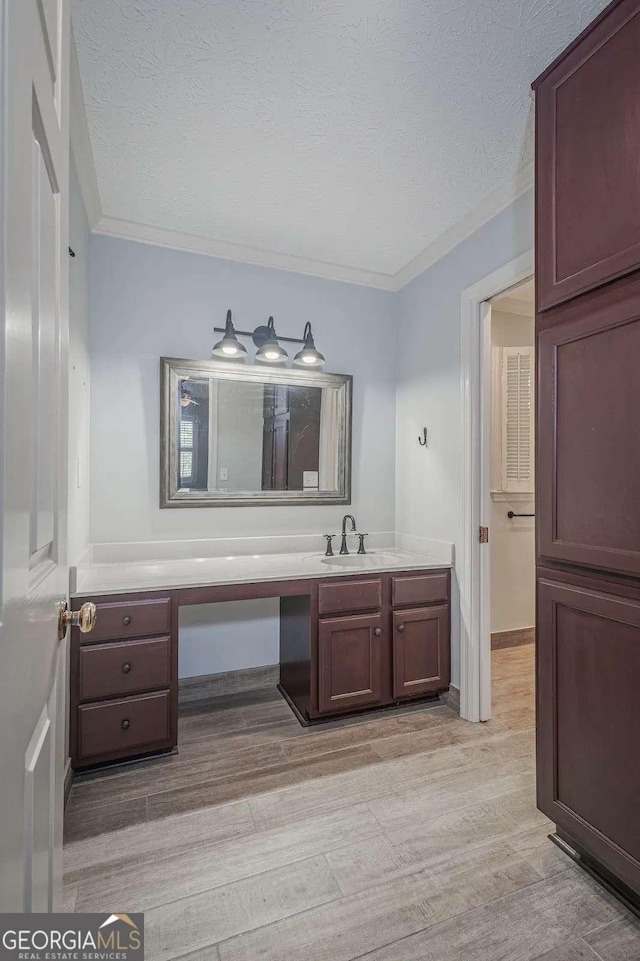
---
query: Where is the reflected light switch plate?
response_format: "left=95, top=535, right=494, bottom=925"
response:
left=303, top=470, right=319, bottom=490
left=219, top=468, right=229, bottom=481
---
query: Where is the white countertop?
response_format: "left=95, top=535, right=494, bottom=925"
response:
left=72, top=548, right=451, bottom=597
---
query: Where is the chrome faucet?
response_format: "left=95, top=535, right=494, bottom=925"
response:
left=340, top=515, right=357, bottom=554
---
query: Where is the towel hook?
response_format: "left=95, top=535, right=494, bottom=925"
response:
left=418, top=428, right=428, bottom=447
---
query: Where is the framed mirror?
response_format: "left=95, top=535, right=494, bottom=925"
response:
left=160, top=358, right=352, bottom=507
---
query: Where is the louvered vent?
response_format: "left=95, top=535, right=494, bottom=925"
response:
left=501, top=347, right=534, bottom=492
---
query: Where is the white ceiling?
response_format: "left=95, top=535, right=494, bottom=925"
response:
left=72, top=0, right=609, bottom=285
left=492, top=276, right=534, bottom=316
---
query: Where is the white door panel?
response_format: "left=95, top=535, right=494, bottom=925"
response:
left=0, top=0, right=70, bottom=912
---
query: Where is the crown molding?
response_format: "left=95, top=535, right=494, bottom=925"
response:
left=91, top=162, right=534, bottom=293
left=69, top=29, right=102, bottom=228
left=93, top=216, right=398, bottom=291
left=392, top=162, right=534, bottom=291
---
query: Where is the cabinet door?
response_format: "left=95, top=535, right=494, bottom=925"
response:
left=537, top=280, right=640, bottom=577
left=392, top=606, right=449, bottom=699
left=534, top=0, right=640, bottom=311
left=318, top=613, right=384, bottom=715
left=537, top=575, right=640, bottom=894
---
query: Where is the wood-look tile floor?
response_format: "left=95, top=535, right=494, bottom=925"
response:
left=64, top=646, right=640, bottom=960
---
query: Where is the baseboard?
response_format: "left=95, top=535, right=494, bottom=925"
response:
left=179, top=663, right=279, bottom=704
left=444, top=684, right=461, bottom=715
left=491, top=627, right=535, bottom=650
left=63, top=759, right=73, bottom=810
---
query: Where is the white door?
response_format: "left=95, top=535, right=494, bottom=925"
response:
left=0, top=0, right=71, bottom=911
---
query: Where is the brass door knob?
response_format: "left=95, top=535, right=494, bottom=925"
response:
left=58, top=601, right=97, bottom=639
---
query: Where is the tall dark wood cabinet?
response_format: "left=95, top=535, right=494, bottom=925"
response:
left=534, top=0, right=640, bottom=903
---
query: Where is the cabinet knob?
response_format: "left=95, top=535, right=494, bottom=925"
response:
left=121, top=718, right=130, bottom=731
left=374, top=627, right=382, bottom=637
left=398, top=624, right=405, bottom=633
left=122, top=615, right=132, bottom=626
left=122, top=662, right=132, bottom=674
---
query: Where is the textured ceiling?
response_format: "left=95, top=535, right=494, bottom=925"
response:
left=73, top=0, right=610, bottom=278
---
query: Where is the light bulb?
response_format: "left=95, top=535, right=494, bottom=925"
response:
left=264, top=349, right=280, bottom=360
left=301, top=354, right=316, bottom=364
left=222, top=344, right=238, bottom=355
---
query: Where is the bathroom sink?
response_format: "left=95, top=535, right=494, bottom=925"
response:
left=321, top=552, right=400, bottom=568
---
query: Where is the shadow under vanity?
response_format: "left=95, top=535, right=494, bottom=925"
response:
left=69, top=561, right=451, bottom=769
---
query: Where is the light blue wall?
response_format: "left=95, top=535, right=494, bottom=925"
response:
left=90, top=235, right=397, bottom=545
left=89, top=235, right=397, bottom=676
left=88, top=193, right=533, bottom=680
left=395, top=188, right=534, bottom=686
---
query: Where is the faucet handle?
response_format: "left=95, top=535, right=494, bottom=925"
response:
left=323, top=534, right=335, bottom=557
left=357, top=533, right=368, bottom=555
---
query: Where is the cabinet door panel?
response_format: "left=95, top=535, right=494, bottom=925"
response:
left=537, top=576, right=640, bottom=893
left=318, top=613, right=384, bottom=714
left=392, top=606, right=449, bottom=699
left=535, top=0, right=640, bottom=310
left=538, top=286, right=640, bottom=576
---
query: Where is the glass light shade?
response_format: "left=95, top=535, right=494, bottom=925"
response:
left=255, top=340, right=288, bottom=363
left=293, top=323, right=325, bottom=368
left=255, top=317, right=288, bottom=363
left=212, top=311, right=247, bottom=360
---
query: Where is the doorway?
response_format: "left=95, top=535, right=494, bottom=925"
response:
left=458, top=249, right=534, bottom=722
left=486, top=279, right=535, bottom=725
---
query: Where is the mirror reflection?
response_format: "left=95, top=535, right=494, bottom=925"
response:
left=178, top=377, right=341, bottom=494
left=161, top=359, right=352, bottom=507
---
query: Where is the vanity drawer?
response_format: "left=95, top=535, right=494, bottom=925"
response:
left=76, top=691, right=171, bottom=764
left=86, top=596, right=172, bottom=643
left=78, top=636, right=171, bottom=702
left=318, top=578, right=382, bottom=615
left=391, top=572, right=449, bottom=608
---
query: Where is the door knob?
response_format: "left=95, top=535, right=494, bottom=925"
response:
left=122, top=662, right=132, bottom=674
left=397, top=624, right=405, bottom=633
left=58, top=601, right=97, bottom=639
left=374, top=627, right=382, bottom=637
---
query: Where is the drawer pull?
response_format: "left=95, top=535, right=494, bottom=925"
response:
left=122, top=616, right=132, bottom=626
left=397, top=624, right=405, bottom=633
left=121, top=718, right=130, bottom=731
left=374, top=627, right=382, bottom=637
left=122, top=662, right=132, bottom=674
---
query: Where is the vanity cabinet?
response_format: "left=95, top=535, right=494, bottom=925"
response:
left=392, top=605, right=449, bottom=699
left=70, top=565, right=450, bottom=770
left=70, top=591, right=178, bottom=769
left=317, top=613, right=386, bottom=714
left=282, top=568, right=451, bottom=722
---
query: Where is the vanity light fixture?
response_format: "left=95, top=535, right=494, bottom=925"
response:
left=211, top=310, right=247, bottom=360
left=255, top=317, right=288, bottom=364
left=212, top=312, right=325, bottom=369
left=293, top=322, right=326, bottom=367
